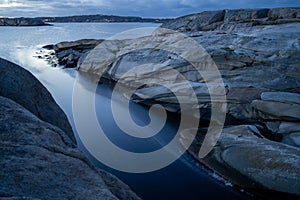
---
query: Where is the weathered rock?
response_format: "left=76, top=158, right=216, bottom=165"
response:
left=282, top=132, right=300, bottom=148
left=181, top=125, right=300, bottom=196
left=0, top=96, right=140, bottom=200
left=0, top=58, right=75, bottom=143
left=261, top=92, right=300, bottom=104
left=76, top=21, right=300, bottom=123
left=42, top=39, right=103, bottom=68
left=220, top=126, right=300, bottom=195
left=161, top=7, right=300, bottom=32
left=252, top=92, right=300, bottom=121
left=265, top=121, right=300, bottom=141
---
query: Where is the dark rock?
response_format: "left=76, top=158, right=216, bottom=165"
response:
left=42, top=39, right=103, bottom=68
left=0, top=96, right=140, bottom=200
left=0, top=58, right=75, bottom=143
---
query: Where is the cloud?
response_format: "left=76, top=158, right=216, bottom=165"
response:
left=0, top=0, right=299, bottom=18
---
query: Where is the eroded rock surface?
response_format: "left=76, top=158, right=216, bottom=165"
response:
left=0, top=58, right=75, bottom=143
left=0, top=96, right=140, bottom=200
left=0, top=58, right=140, bottom=200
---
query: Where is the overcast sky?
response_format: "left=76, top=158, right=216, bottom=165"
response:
left=0, top=0, right=299, bottom=18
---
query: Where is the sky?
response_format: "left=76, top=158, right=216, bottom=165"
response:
left=0, top=0, right=299, bottom=18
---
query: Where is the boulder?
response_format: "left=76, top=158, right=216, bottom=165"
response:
left=182, top=125, right=300, bottom=196
left=0, top=96, right=140, bottom=200
left=0, top=58, right=75, bottom=143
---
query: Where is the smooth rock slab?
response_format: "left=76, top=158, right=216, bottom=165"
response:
left=261, top=92, right=300, bottom=105
left=252, top=100, right=300, bottom=121
left=219, top=125, right=300, bottom=195
left=0, top=58, right=75, bottom=143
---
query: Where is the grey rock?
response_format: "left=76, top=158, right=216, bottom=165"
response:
left=0, top=58, right=75, bottom=143
left=76, top=22, right=300, bottom=124
left=182, top=125, right=300, bottom=195
left=161, top=7, right=300, bottom=32
left=252, top=100, right=300, bottom=121
left=0, top=96, right=140, bottom=200
left=261, top=92, right=300, bottom=105
left=282, top=132, right=300, bottom=148
left=220, top=125, right=300, bottom=195
left=252, top=92, right=300, bottom=121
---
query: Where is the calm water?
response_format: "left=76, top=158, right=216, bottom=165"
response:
left=0, top=23, right=247, bottom=200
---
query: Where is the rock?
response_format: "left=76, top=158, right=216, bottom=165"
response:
left=76, top=21, right=300, bottom=123
left=252, top=92, right=300, bottom=121
left=0, top=58, right=75, bottom=143
left=0, top=17, right=50, bottom=26
left=268, top=8, right=300, bottom=20
left=266, top=122, right=300, bottom=135
left=184, top=125, right=300, bottom=196
left=161, top=7, right=300, bottom=32
left=0, top=96, right=140, bottom=200
left=261, top=92, right=300, bottom=105
left=53, top=39, right=104, bottom=52
left=220, top=126, right=300, bottom=195
left=161, top=10, right=225, bottom=32
left=282, top=132, right=300, bottom=148
left=42, top=39, right=103, bottom=68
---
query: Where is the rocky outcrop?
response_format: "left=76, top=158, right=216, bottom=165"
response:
left=43, top=39, right=103, bottom=68
left=0, top=58, right=140, bottom=200
left=161, top=7, right=300, bottom=32
left=181, top=125, right=300, bottom=197
left=0, top=17, right=50, bottom=26
left=0, top=58, right=75, bottom=143
left=42, top=8, right=300, bottom=196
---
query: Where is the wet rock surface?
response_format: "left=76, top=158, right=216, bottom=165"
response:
left=0, top=58, right=140, bottom=200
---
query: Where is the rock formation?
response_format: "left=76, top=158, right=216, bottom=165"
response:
left=43, top=39, right=103, bottom=68
left=42, top=7, right=300, bottom=197
left=0, top=58, right=140, bottom=200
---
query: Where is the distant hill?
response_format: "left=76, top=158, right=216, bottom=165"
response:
left=0, top=17, right=50, bottom=26
left=36, top=14, right=171, bottom=23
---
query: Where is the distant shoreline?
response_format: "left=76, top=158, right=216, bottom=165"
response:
left=0, top=14, right=171, bottom=26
